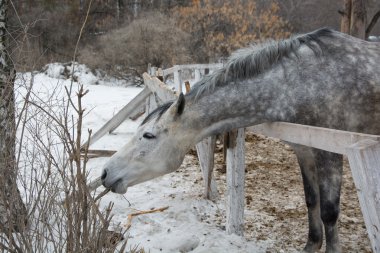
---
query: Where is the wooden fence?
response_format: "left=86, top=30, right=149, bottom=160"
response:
left=86, top=64, right=380, bottom=253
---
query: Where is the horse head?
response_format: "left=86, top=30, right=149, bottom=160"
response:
left=101, top=94, right=190, bottom=193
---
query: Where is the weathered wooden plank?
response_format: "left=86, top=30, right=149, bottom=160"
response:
left=346, top=140, right=380, bottom=253
left=226, top=128, right=245, bottom=236
left=149, top=66, right=157, bottom=76
left=143, top=73, right=177, bottom=101
left=194, top=69, right=201, bottom=82
left=182, top=77, right=219, bottom=201
left=195, top=136, right=219, bottom=200
left=173, top=69, right=182, bottom=93
left=156, top=68, right=164, bottom=81
left=174, top=63, right=222, bottom=71
left=162, top=66, right=178, bottom=76
left=84, top=149, right=116, bottom=157
left=129, top=105, right=145, bottom=120
left=163, top=64, right=222, bottom=78
left=249, top=122, right=380, bottom=155
left=185, top=81, right=191, bottom=93
left=82, top=87, right=151, bottom=148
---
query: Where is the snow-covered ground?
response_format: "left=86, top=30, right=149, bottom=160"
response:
left=15, top=63, right=270, bottom=253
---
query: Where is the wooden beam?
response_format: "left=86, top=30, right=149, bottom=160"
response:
left=195, top=136, right=219, bottom=200
left=82, top=149, right=117, bottom=159
left=183, top=78, right=219, bottom=201
left=175, top=64, right=222, bottom=71
left=162, top=66, right=178, bottom=76
left=226, top=128, right=245, bottom=236
left=173, top=69, right=182, bottom=93
left=129, top=106, right=145, bottom=121
left=346, top=140, right=380, bottom=253
left=194, top=69, right=201, bottom=82
left=249, top=122, right=380, bottom=155
left=162, top=64, right=223, bottom=77
left=185, top=81, right=191, bottom=93
left=82, top=87, right=151, bottom=148
left=156, top=68, right=164, bottom=82
left=143, top=73, right=177, bottom=101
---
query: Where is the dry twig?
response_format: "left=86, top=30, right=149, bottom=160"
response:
left=124, top=206, right=169, bottom=230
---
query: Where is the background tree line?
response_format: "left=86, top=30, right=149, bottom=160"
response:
left=8, top=0, right=380, bottom=74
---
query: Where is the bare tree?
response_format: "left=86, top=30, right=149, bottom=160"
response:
left=351, top=0, right=367, bottom=38
left=0, top=0, right=27, bottom=234
left=341, top=0, right=352, bottom=33
left=258, top=0, right=341, bottom=33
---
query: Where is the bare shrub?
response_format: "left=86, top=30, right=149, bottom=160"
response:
left=79, top=11, right=192, bottom=74
left=8, top=3, right=82, bottom=71
left=0, top=70, right=144, bottom=252
left=173, top=0, right=291, bottom=62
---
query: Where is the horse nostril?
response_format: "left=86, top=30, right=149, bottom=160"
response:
left=101, top=170, right=107, bottom=180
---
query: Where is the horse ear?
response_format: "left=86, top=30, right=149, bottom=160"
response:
left=170, top=93, right=185, bottom=116
left=177, top=93, right=185, bottom=115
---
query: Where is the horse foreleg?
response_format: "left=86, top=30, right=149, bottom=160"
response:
left=316, top=150, right=343, bottom=253
left=292, top=145, right=323, bottom=253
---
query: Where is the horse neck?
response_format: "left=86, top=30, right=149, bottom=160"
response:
left=183, top=74, right=287, bottom=142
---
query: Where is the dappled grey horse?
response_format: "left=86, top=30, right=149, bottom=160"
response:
left=101, top=28, right=380, bottom=253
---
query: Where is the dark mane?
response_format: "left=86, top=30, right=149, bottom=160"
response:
left=187, top=28, right=335, bottom=98
left=141, top=101, right=174, bottom=125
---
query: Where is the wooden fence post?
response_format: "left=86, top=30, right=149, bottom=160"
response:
left=194, top=69, right=201, bottom=82
left=183, top=77, right=218, bottom=200
left=185, top=81, right=191, bottom=93
left=145, top=71, right=163, bottom=115
left=173, top=67, right=182, bottom=93
left=149, top=66, right=157, bottom=76
left=346, top=139, right=380, bottom=253
left=156, top=68, right=164, bottom=82
left=195, top=136, right=219, bottom=200
left=226, top=128, right=245, bottom=236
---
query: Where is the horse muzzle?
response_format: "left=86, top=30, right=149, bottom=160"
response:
left=101, top=169, right=128, bottom=194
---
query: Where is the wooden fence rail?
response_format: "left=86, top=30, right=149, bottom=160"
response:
left=81, top=87, right=150, bottom=148
left=162, top=64, right=222, bottom=93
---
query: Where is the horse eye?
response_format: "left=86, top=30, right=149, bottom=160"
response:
left=143, top=132, right=156, bottom=139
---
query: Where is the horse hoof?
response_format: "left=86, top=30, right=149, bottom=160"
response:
left=301, top=240, right=323, bottom=253
left=325, top=245, right=341, bottom=253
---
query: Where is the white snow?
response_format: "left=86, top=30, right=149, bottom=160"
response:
left=41, top=62, right=133, bottom=87
left=16, top=63, right=271, bottom=253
